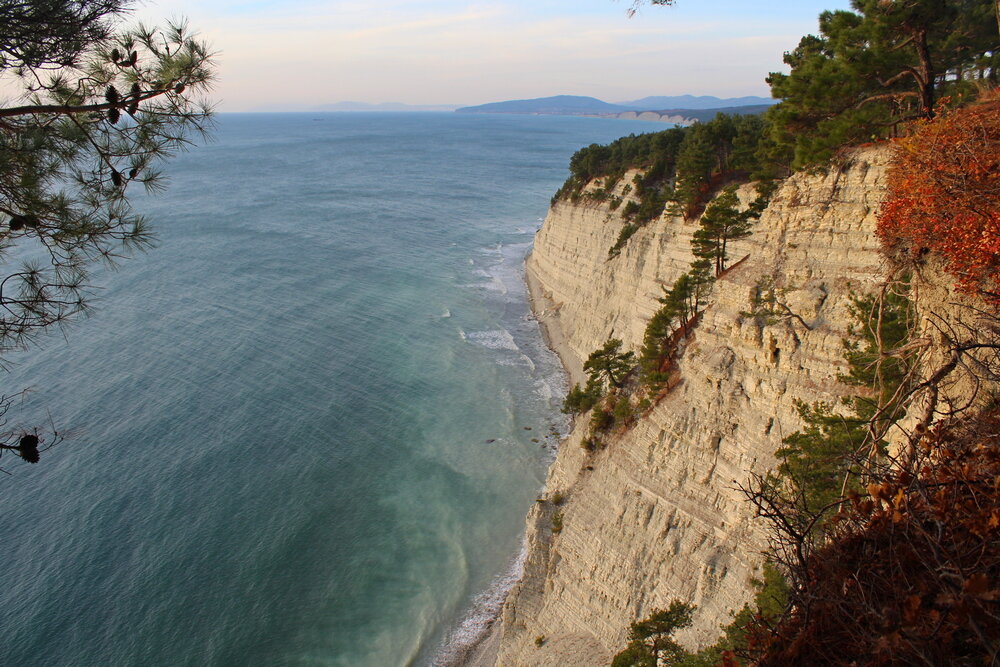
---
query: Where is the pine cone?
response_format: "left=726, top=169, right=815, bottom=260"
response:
left=18, top=434, right=39, bottom=464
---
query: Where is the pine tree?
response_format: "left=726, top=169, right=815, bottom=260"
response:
left=0, top=2, right=214, bottom=354
left=672, top=125, right=717, bottom=218
left=583, top=339, right=636, bottom=389
left=765, top=0, right=999, bottom=169
left=691, top=186, right=752, bottom=276
left=611, top=601, right=695, bottom=667
left=0, top=0, right=215, bottom=464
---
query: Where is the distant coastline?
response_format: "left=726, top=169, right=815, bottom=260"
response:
left=452, top=95, right=775, bottom=126
left=276, top=94, right=777, bottom=119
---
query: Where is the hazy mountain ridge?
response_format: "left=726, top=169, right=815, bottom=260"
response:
left=456, top=94, right=775, bottom=116
left=456, top=95, right=633, bottom=115
left=304, top=95, right=776, bottom=116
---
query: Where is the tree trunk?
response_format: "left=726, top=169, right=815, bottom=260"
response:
left=913, top=28, right=935, bottom=117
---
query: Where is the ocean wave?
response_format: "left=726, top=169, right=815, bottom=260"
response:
left=465, top=330, right=518, bottom=352
left=494, top=355, right=536, bottom=370
left=465, top=269, right=508, bottom=295
left=533, top=377, right=553, bottom=402
left=521, top=355, right=536, bottom=372
left=474, top=243, right=503, bottom=259
left=431, top=544, right=528, bottom=666
left=462, top=276, right=507, bottom=296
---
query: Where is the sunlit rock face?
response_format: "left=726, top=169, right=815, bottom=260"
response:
left=494, top=147, right=892, bottom=666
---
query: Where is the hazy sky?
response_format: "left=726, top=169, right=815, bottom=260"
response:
left=133, top=0, right=854, bottom=111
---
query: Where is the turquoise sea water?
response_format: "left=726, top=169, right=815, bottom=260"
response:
left=0, top=112, right=659, bottom=666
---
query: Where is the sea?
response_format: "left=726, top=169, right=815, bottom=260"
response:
left=0, top=112, right=660, bottom=666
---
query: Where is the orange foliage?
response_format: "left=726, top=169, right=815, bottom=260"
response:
left=877, top=94, right=1000, bottom=303
left=751, top=409, right=1000, bottom=666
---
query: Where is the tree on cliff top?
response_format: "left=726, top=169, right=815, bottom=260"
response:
left=766, top=0, right=999, bottom=168
left=0, top=0, right=215, bottom=465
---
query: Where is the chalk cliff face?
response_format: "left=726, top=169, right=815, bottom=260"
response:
left=492, top=147, right=893, bottom=666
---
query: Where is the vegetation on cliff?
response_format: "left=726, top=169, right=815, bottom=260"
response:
left=557, top=0, right=997, bottom=245
left=612, top=564, right=789, bottom=667
left=731, top=90, right=1000, bottom=667
left=877, top=94, right=1000, bottom=302
left=600, top=3, right=999, bottom=659
left=554, top=113, right=770, bottom=231
left=614, top=97, right=1000, bottom=667
left=563, top=180, right=772, bottom=450
left=542, top=3, right=999, bottom=662
left=636, top=180, right=774, bottom=391
left=765, top=0, right=998, bottom=168
left=562, top=338, right=641, bottom=450
left=752, top=406, right=1000, bottom=665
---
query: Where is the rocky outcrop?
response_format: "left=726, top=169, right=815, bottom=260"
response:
left=604, top=111, right=695, bottom=125
left=492, top=147, right=893, bottom=665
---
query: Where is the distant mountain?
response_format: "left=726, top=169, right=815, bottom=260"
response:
left=456, top=95, right=633, bottom=115
left=455, top=94, right=777, bottom=117
left=316, top=101, right=463, bottom=112
left=618, top=95, right=776, bottom=110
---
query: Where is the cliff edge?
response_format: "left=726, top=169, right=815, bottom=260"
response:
left=490, top=146, right=892, bottom=665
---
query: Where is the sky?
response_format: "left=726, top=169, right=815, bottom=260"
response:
left=132, top=0, right=855, bottom=112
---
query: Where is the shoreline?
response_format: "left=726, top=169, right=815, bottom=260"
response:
left=456, top=248, right=583, bottom=667
left=453, top=616, right=503, bottom=667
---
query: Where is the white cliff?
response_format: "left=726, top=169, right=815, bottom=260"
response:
left=490, top=147, right=893, bottom=666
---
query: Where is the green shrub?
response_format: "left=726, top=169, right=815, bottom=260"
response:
left=613, top=394, right=633, bottom=427
left=590, top=407, right=613, bottom=433
left=611, top=601, right=696, bottom=667
left=562, top=381, right=600, bottom=414
left=609, top=223, right=639, bottom=256
left=673, top=563, right=789, bottom=667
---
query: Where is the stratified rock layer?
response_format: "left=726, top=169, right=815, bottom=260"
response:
left=494, top=147, right=892, bottom=666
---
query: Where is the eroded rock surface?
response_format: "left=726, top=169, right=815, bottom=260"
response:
left=493, top=147, right=892, bottom=666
